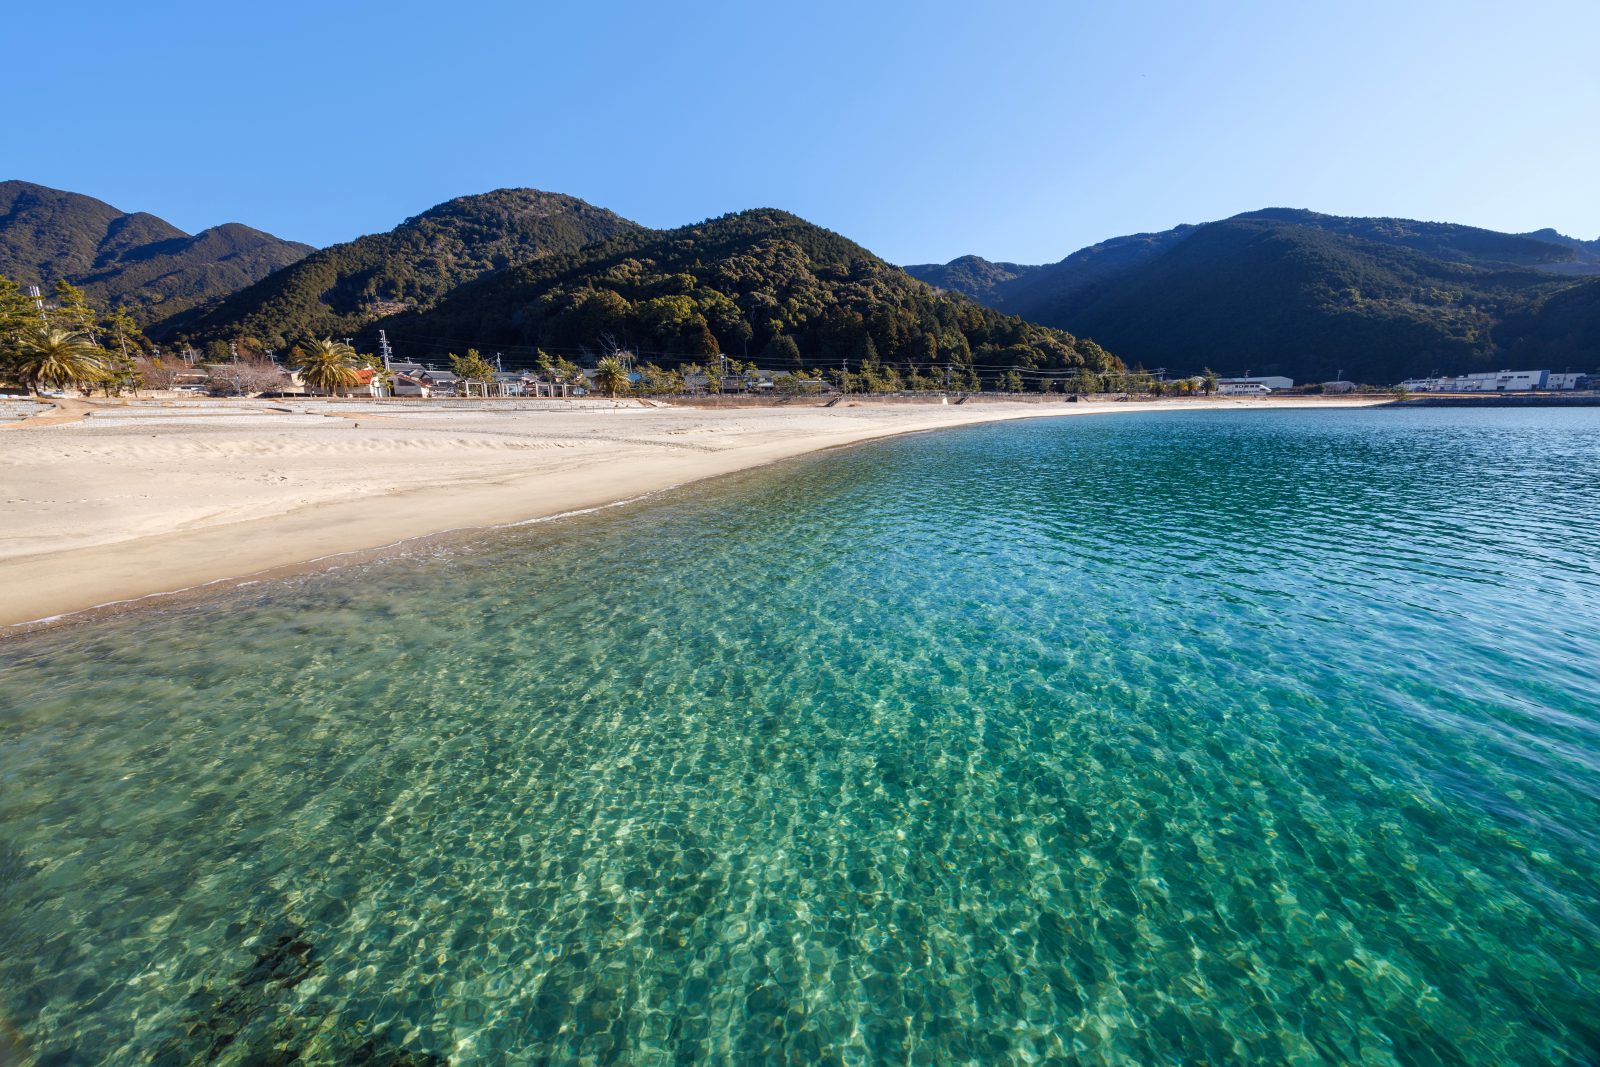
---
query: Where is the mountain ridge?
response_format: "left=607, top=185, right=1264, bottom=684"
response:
left=372, top=207, right=1118, bottom=386
left=160, top=188, right=644, bottom=345
left=904, top=208, right=1600, bottom=383
left=0, top=180, right=312, bottom=322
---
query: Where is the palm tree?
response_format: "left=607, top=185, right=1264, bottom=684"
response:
left=593, top=355, right=629, bottom=399
left=11, top=327, right=104, bottom=395
left=294, top=338, right=362, bottom=396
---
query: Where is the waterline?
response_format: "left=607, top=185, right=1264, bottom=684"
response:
left=1, top=408, right=1597, bottom=1064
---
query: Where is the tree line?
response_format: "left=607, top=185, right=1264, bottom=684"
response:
left=0, top=273, right=394, bottom=397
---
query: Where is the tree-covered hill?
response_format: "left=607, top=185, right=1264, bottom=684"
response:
left=900, top=255, right=1039, bottom=302
left=914, top=209, right=1600, bottom=383
left=161, top=189, right=643, bottom=346
left=377, top=209, right=1118, bottom=388
left=1227, top=209, right=1584, bottom=270
left=0, top=180, right=311, bottom=323
left=962, top=225, right=1200, bottom=324
left=1517, top=228, right=1600, bottom=274
left=1495, top=276, right=1600, bottom=368
left=1023, top=219, right=1579, bottom=383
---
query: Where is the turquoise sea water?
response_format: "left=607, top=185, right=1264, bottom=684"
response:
left=2, top=408, right=1598, bottom=1065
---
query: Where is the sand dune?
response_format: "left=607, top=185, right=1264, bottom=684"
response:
left=0, top=396, right=1384, bottom=628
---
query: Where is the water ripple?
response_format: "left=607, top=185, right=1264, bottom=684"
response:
left=1, top=408, right=1599, bottom=1064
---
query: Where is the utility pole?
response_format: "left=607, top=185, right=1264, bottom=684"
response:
left=842, top=356, right=849, bottom=393
left=378, top=330, right=393, bottom=369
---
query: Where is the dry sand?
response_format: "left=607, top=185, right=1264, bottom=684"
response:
left=0, top=395, right=1385, bottom=628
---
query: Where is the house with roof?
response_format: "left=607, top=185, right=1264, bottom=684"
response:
left=351, top=367, right=387, bottom=398
left=392, top=372, right=432, bottom=398
left=492, top=372, right=528, bottom=397
left=418, top=368, right=461, bottom=395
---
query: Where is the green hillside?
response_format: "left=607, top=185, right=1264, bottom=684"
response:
left=378, top=209, right=1118, bottom=387
left=900, top=255, right=1039, bottom=302
left=162, top=189, right=643, bottom=347
left=0, top=180, right=311, bottom=323
left=1496, top=276, right=1600, bottom=367
left=915, top=210, right=1599, bottom=383
left=1032, top=219, right=1580, bottom=382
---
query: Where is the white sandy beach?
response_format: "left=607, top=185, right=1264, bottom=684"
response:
left=0, top=395, right=1384, bottom=628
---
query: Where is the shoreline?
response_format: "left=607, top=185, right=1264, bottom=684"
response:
left=0, top=396, right=1385, bottom=632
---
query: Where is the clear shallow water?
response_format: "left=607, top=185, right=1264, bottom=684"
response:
left=2, top=408, right=1599, bottom=1066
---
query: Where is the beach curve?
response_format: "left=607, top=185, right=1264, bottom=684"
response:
left=0, top=396, right=1384, bottom=630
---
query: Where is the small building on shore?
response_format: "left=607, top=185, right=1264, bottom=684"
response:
left=392, top=372, right=432, bottom=398
left=1218, top=376, right=1294, bottom=395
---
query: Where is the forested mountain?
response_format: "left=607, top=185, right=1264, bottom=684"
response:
left=0, top=180, right=311, bottom=323
left=911, top=210, right=1600, bottom=384
left=956, top=225, right=1199, bottom=323
left=1518, top=228, right=1600, bottom=274
left=377, top=209, right=1118, bottom=388
left=164, top=190, right=642, bottom=346
left=1495, top=276, right=1600, bottom=367
left=900, top=255, right=1039, bottom=302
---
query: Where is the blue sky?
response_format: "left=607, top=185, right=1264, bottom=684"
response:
left=13, top=0, right=1599, bottom=264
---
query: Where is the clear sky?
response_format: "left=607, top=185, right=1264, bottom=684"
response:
left=12, top=0, right=1599, bottom=265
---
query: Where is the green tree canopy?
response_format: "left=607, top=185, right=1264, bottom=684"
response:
left=9, top=327, right=104, bottom=393
left=592, top=355, right=629, bottom=398
left=293, top=337, right=362, bottom=395
left=449, top=349, right=498, bottom=392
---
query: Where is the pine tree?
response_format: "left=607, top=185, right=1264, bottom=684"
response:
left=50, top=281, right=100, bottom=341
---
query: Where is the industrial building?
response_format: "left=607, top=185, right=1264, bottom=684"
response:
left=1397, top=370, right=1588, bottom=393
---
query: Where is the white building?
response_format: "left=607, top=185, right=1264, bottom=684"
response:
left=1217, top=375, right=1294, bottom=395
left=1547, top=372, right=1585, bottom=390
left=1399, top=370, right=1550, bottom=392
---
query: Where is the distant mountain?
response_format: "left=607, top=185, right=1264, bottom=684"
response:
left=164, top=189, right=644, bottom=346
left=915, top=209, right=1600, bottom=383
left=949, top=225, right=1200, bottom=324
left=376, top=208, right=1117, bottom=384
left=0, top=180, right=312, bottom=323
left=900, top=255, right=1039, bottom=302
left=1518, top=228, right=1600, bottom=274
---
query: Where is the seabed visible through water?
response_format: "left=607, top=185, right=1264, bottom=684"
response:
left=2, top=408, right=1598, bottom=1064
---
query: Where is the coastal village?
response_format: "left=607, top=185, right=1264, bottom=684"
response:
left=12, top=362, right=1595, bottom=402
left=4, top=318, right=1594, bottom=405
